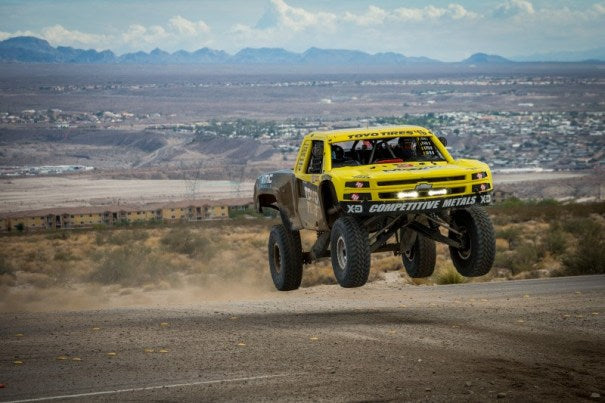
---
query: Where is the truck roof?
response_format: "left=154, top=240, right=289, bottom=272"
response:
left=305, top=125, right=434, bottom=143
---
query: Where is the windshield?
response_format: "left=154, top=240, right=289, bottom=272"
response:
left=330, top=136, right=446, bottom=168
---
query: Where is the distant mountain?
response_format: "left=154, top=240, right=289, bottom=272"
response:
left=514, top=47, right=605, bottom=62
left=232, top=47, right=299, bottom=64
left=1, top=35, right=599, bottom=65
left=462, top=53, right=513, bottom=64
left=0, top=36, right=116, bottom=63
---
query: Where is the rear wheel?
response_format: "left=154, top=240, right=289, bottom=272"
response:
left=330, top=216, right=370, bottom=288
left=402, top=232, right=436, bottom=278
left=448, top=206, right=495, bottom=277
left=268, top=224, right=303, bottom=291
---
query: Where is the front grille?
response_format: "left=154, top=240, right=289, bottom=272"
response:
left=378, top=186, right=466, bottom=200
left=377, top=175, right=466, bottom=186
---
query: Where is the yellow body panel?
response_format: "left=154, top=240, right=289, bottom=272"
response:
left=294, top=125, right=492, bottom=203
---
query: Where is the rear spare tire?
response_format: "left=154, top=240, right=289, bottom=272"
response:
left=268, top=224, right=303, bottom=291
left=330, top=216, right=370, bottom=288
left=402, top=232, right=436, bottom=278
left=448, top=206, right=495, bottom=277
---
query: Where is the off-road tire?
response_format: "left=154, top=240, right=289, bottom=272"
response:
left=448, top=205, right=495, bottom=277
left=402, top=234, right=437, bottom=278
left=330, top=216, right=370, bottom=288
left=268, top=224, right=303, bottom=291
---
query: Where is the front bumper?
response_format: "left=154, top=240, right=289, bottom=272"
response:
left=340, top=192, right=492, bottom=215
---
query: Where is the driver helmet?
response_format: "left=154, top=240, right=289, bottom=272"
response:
left=398, top=137, right=416, bottom=150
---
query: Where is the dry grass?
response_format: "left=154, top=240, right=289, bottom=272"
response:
left=1, top=201, right=604, bottom=311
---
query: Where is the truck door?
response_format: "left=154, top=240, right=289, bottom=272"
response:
left=294, top=140, right=325, bottom=229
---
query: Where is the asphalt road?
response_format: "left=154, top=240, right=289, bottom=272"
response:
left=1, top=275, right=604, bottom=402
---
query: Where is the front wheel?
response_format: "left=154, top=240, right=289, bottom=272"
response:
left=448, top=206, right=495, bottom=277
left=330, top=216, right=370, bottom=288
left=268, top=224, right=303, bottom=291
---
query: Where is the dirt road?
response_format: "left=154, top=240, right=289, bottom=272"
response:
left=1, top=275, right=604, bottom=401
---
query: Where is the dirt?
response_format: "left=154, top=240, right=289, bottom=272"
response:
left=0, top=275, right=603, bottom=401
left=0, top=177, right=255, bottom=212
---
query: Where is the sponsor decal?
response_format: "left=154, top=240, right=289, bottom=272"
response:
left=344, top=194, right=491, bottom=214
left=383, top=166, right=433, bottom=173
left=258, top=174, right=273, bottom=188
left=354, top=181, right=365, bottom=188
left=353, top=175, right=370, bottom=179
left=303, top=184, right=319, bottom=204
left=347, top=205, right=363, bottom=214
left=346, top=129, right=426, bottom=140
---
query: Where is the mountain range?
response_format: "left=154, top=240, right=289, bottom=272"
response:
left=0, top=36, right=602, bottom=65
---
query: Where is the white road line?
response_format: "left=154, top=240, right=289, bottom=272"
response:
left=5, top=374, right=289, bottom=403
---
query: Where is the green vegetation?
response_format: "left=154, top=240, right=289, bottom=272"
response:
left=562, top=218, right=605, bottom=275
left=434, top=264, right=467, bottom=285
left=374, top=113, right=454, bottom=131
left=196, top=119, right=279, bottom=139
left=489, top=200, right=605, bottom=277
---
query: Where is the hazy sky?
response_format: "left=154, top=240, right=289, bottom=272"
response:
left=1, top=0, right=604, bottom=60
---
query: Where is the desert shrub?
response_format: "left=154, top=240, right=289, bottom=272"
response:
left=496, top=227, right=522, bottom=248
left=95, top=229, right=149, bottom=245
left=511, top=242, right=540, bottom=273
left=561, top=217, right=601, bottom=236
left=494, top=242, right=540, bottom=275
left=54, top=250, right=77, bottom=261
left=494, top=250, right=514, bottom=271
left=160, top=228, right=212, bottom=258
left=0, top=254, right=15, bottom=277
left=433, top=264, right=467, bottom=285
left=562, top=222, right=605, bottom=275
left=542, top=224, right=567, bottom=256
left=490, top=200, right=605, bottom=223
left=45, top=231, right=71, bottom=240
left=229, top=208, right=264, bottom=219
left=89, top=245, right=177, bottom=286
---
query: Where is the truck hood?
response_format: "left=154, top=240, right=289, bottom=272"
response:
left=329, top=159, right=489, bottom=181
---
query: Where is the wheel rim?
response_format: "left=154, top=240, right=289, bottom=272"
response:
left=456, top=227, right=472, bottom=260
left=336, top=236, right=347, bottom=269
left=404, top=246, right=415, bottom=261
left=273, top=243, right=282, bottom=273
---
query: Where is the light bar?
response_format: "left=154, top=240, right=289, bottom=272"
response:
left=397, top=191, right=419, bottom=199
left=428, top=189, right=448, bottom=196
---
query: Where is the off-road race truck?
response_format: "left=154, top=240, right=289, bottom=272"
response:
left=254, top=125, right=495, bottom=291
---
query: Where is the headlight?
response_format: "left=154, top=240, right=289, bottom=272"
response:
left=428, top=189, right=448, bottom=196
left=397, top=191, right=419, bottom=199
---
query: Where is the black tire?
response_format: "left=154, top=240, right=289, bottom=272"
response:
left=448, top=206, right=495, bottom=277
left=402, top=233, right=436, bottom=278
left=330, top=216, right=370, bottom=288
left=268, top=224, right=303, bottom=291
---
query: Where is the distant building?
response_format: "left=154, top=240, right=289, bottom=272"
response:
left=0, top=198, right=253, bottom=232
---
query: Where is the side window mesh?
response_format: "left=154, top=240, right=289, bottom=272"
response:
left=417, top=137, right=438, bottom=157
